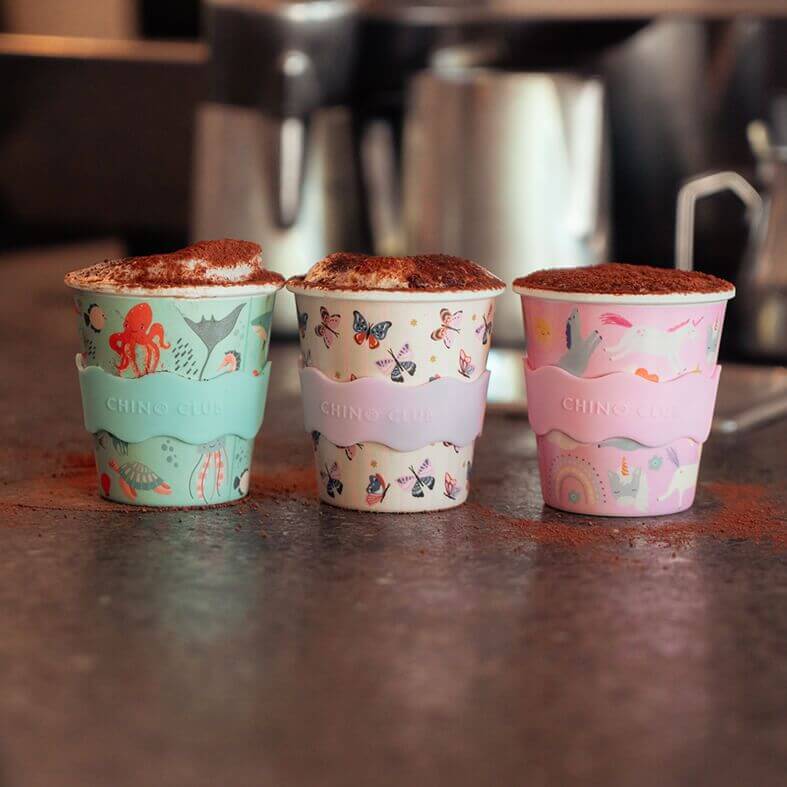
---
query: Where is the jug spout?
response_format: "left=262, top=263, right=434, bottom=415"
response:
left=675, top=171, right=762, bottom=272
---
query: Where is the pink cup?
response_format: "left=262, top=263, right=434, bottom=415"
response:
left=513, top=283, right=734, bottom=516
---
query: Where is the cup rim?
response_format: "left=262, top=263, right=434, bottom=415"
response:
left=512, top=284, right=735, bottom=305
left=287, top=283, right=506, bottom=302
left=66, top=281, right=284, bottom=299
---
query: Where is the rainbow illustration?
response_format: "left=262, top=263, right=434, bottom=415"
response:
left=548, top=455, right=606, bottom=509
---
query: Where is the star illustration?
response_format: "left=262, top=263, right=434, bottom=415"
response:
left=430, top=355, right=437, bottom=363
left=410, top=319, right=418, bottom=327
left=371, top=460, right=378, bottom=468
left=472, top=314, right=477, bottom=321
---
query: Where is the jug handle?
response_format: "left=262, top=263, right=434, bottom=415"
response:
left=675, top=171, right=762, bottom=271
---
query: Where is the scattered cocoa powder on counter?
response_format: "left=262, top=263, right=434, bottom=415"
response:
left=1, top=453, right=782, bottom=555
left=647, top=482, right=785, bottom=549
left=61, top=452, right=96, bottom=469
left=470, top=481, right=785, bottom=551
left=514, top=262, right=733, bottom=296
left=250, top=465, right=317, bottom=500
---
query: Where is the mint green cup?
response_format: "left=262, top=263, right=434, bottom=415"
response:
left=69, top=287, right=280, bottom=506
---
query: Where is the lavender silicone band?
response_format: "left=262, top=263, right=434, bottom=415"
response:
left=299, top=367, right=491, bottom=451
left=524, top=362, right=721, bottom=446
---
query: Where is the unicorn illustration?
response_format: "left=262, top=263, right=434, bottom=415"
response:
left=601, top=313, right=703, bottom=374
left=656, top=447, right=699, bottom=507
left=607, top=456, right=649, bottom=513
left=558, top=308, right=602, bottom=376
left=706, top=317, right=721, bottom=364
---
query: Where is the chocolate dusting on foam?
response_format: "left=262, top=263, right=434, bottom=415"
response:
left=514, top=263, right=734, bottom=296
left=290, top=252, right=505, bottom=293
left=65, top=239, right=285, bottom=291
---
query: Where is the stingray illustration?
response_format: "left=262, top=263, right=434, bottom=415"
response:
left=181, top=303, right=245, bottom=380
left=558, top=308, right=602, bottom=376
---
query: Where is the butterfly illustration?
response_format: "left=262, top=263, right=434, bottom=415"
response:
left=342, top=443, right=364, bottom=461
left=443, top=441, right=460, bottom=454
left=353, top=311, right=392, bottom=349
left=297, top=310, right=309, bottom=338
left=366, top=473, right=391, bottom=506
left=396, top=457, right=435, bottom=498
left=458, top=349, right=475, bottom=378
left=315, top=307, right=341, bottom=348
left=430, top=308, right=463, bottom=348
left=444, top=472, right=462, bottom=500
left=320, top=462, right=343, bottom=498
left=475, top=304, right=493, bottom=345
left=376, top=343, right=417, bottom=383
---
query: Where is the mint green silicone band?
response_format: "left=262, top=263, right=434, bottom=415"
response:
left=77, top=356, right=271, bottom=444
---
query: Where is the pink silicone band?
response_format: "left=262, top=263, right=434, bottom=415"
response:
left=524, top=361, right=721, bottom=446
left=299, top=367, right=491, bottom=451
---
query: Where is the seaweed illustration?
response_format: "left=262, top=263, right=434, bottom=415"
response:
left=95, top=430, right=129, bottom=455
left=170, top=337, right=200, bottom=377
left=180, top=304, right=245, bottom=380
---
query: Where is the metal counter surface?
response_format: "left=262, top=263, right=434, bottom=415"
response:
left=0, top=248, right=785, bottom=787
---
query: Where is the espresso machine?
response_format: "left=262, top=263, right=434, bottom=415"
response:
left=193, top=1, right=640, bottom=339
left=192, top=0, right=364, bottom=335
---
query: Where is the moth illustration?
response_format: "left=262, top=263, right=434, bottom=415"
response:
left=475, top=304, right=493, bottom=345
left=376, top=343, right=417, bottom=383
left=353, top=310, right=392, bottom=349
left=315, top=307, right=341, bottom=348
left=396, top=458, right=435, bottom=498
left=458, top=348, right=475, bottom=378
left=444, top=472, right=462, bottom=501
left=430, top=308, right=463, bottom=348
left=297, top=310, right=309, bottom=338
left=320, top=462, right=343, bottom=498
left=366, top=473, right=391, bottom=506
left=342, top=443, right=364, bottom=461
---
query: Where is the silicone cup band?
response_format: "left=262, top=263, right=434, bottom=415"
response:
left=77, top=356, right=272, bottom=444
left=524, top=361, right=721, bottom=446
left=299, top=366, right=491, bottom=451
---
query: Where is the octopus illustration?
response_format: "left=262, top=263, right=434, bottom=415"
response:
left=109, top=303, right=170, bottom=376
left=108, top=459, right=172, bottom=500
left=189, top=438, right=228, bottom=503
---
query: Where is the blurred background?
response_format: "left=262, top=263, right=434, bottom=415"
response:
left=0, top=0, right=785, bottom=357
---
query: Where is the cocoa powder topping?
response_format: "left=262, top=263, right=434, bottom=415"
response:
left=65, top=239, right=285, bottom=292
left=514, top=263, right=733, bottom=296
left=290, top=252, right=505, bottom=293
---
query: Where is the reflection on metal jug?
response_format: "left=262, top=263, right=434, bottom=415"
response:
left=398, top=68, right=610, bottom=344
